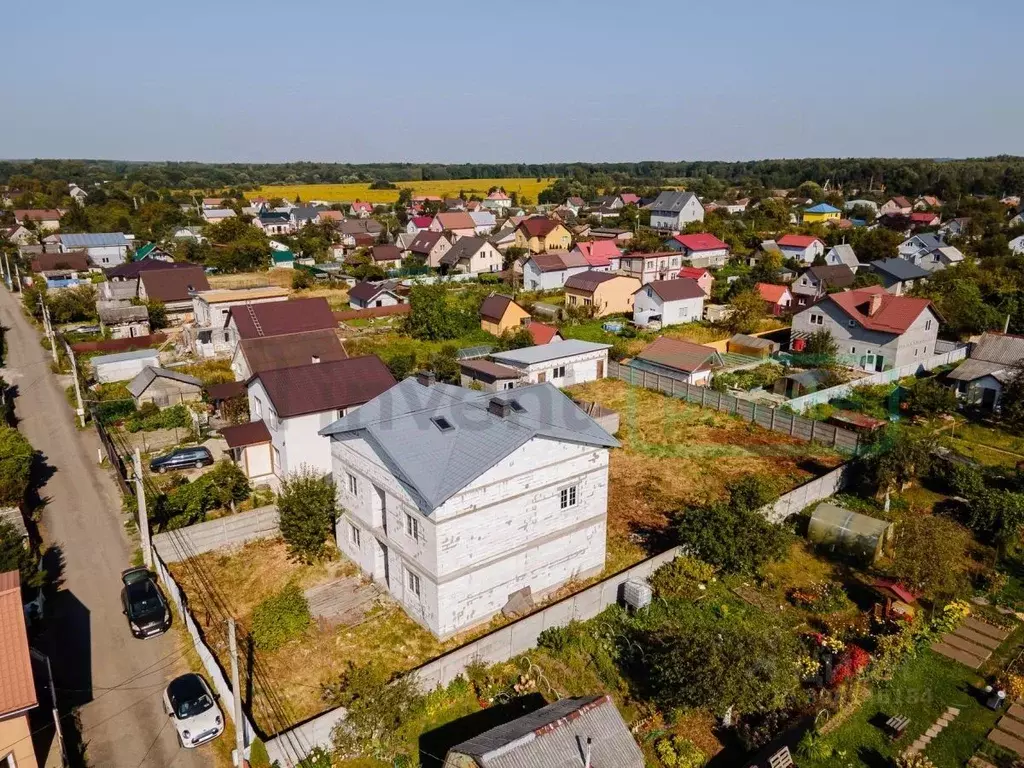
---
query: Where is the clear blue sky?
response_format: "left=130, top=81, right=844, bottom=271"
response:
left=5, top=0, right=1022, bottom=163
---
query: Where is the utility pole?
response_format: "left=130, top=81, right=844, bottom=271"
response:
left=62, top=338, right=86, bottom=428
left=13, top=262, right=20, bottom=291
left=133, top=449, right=152, bottom=568
left=41, top=300, right=58, bottom=363
left=2, top=252, right=10, bottom=287
left=228, top=618, right=247, bottom=767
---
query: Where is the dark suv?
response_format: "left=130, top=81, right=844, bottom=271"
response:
left=149, top=446, right=214, bottom=474
left=120, top=567, right=171, bottom=638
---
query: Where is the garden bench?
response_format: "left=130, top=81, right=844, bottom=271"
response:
left=767, top=746, right=794, bottom=768
left=886, top=715, right=911, bottom=739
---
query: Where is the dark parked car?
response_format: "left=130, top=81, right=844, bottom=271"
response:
left=149, top=446, right=214, bottom=474
left=120, top=567, right=170, bottom=639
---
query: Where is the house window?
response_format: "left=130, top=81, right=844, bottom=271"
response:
left=583, top=297, right=592, bottom=306
left=568, top=295, right=578, bottom=306
left=349, top=523, right=360, bottom=547
left=850, top=347, right=857, bottom=354
left=809, top=313, right=823, bottom=326
left=253, top=396, right=263, bottom=418
left=405, top=513, right=420, bottom=540
left=552, top=365, right=566, bottom=378
left=502, top=381, right=515, bottom=390
left=407, top=570, right=421, bottom=597
left=560, top=485, right=579, bottom=510
left=347, top=472, right=358, bottom=495
left=925, top=319, right=932, bottom=331
left=337, top=408, right=347, bottom=419
left=272, top=446, right=281, bottom=472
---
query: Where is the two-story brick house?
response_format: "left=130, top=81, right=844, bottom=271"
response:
left=320, top=376, right=618, bottom=639
left=790, top=286, right=939, bottom=372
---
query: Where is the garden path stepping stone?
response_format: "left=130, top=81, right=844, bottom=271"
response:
left=998, top=716, right=1024, bottom=739
left=989, top=727, right=1024, bottom=756
left=931, top=641, right=985, bottom=669
left=954, top=626, right=1002, bottom=650
left=1007, top=703, right=1024, bottom=722
left=965, top=616, right=1011, bottom=640
left=940, top=632, right=993, bottom=660
left=947, top=707, right=960, bottom=716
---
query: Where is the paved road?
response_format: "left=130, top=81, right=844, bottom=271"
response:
left=0, top=286, right=210, bottom=768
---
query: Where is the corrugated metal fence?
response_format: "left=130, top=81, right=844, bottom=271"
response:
left=608, top=360, right=861, bottom=454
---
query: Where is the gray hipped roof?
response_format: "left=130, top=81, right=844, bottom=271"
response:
left=127, top=366, right=202, bottom=397
left=871, top=258, right=929, bottom=281
left=650, top=190, right=697, bottom=213
left=320, top=379, right=618, bottom=513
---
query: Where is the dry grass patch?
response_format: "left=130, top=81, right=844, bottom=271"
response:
left=567, top=379, right=842, bottom=563
left=207, top=270, right=294, bottom=290
left=169, top=538, right=449, bottom=730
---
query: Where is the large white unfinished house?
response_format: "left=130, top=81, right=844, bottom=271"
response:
left=319, top=374, right=619, bottom=639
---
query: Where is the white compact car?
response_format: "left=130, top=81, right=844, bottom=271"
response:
left=163, top=673, right=224, bottom=748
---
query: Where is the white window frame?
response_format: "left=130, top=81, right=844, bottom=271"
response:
left=407, top=569, right=421, bottom=598
left=925, top=319, right=932, bottom=331
left=552, top=365, right=566, bottom=378
left=347, top=472, right=358, bottom=496
left=405, top=512, right=420, bottom=540
left=348, top=523, right=360, bottom=547
left=253, top=396, right=263, bottom=418
left=560, top=484, right=579, bottom=510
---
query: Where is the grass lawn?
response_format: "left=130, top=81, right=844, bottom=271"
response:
left=566, top=379, right=843, bottom=570
left=803, top=649, right=1003, bottom=768
left=954, top=421, right=1024, bottom=457
left=245, top=178, right=557, bottom=205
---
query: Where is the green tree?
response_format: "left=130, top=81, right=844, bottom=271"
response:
left=675, top=476, right=788, bottom=574
left=643, top=609, right=800, bottom=715
left=0, top=427, right=34, bottom=506
left=427, top=344, right=460, bottom=383
left=278, top=469, right=338, bottom=563
left=403, top=284, right=474, bottom=340
left=0, top=519, right=38, bottom=587
left=142, top=299, right=167, bottom=330
left=796, top=181, right=824, bottom=201
left=888, top=514, right=972, bottom=599
left=802, top=329, right=838, bottom=366
left=850, top=227, right=902, bottom=262
left=859, top=425, right=932, bottom=495
left=291, top=269, right=313, bottom=290
left=725, top=289, right=766, bottom=334
left=327, top=662, right=423, bottom=763
left=495, top=326, right=534, bottom=351
left=1002, top=361, right=1024, bottom=431
left=905, top=378, right=958, bottom=418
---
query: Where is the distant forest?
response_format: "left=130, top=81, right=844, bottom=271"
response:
left=2, top=157, right=1024, bottom=197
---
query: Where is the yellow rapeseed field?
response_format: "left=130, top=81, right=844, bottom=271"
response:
left=246, top=177, right=556, bottom=204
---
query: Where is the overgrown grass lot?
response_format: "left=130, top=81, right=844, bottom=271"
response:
left=566, top=379, right=844, bottom=570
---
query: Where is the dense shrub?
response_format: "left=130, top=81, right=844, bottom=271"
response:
left=0, top=427, right=34, bottom=506
left=124, top=403, right=191, bottom=432
left=155, top=459, right=250, bottom=529
left=712, top=362, right=784, bottom=392
left=649, top=556, right=717, bottom=600
left=250, top=582, right=310, bottom=651
left=676, top=476, right=788, bottom=574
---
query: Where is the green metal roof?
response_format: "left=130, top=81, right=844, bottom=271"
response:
left=271, top=249, right=295, bottom=264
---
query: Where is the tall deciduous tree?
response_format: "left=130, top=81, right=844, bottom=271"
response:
left=0, top=427, right=34, bottom=506
left=279, top=469, right=338, bottom=563
left=726, top=289, right=767, bottom=334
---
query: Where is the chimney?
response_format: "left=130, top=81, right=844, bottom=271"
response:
left=487, top=398, right=511, bottom=418
left=868, top=292, right=883, bottom=316
left=311, top=355, right=320, bottom=364
left=416, top=370, right=436, bottom=387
